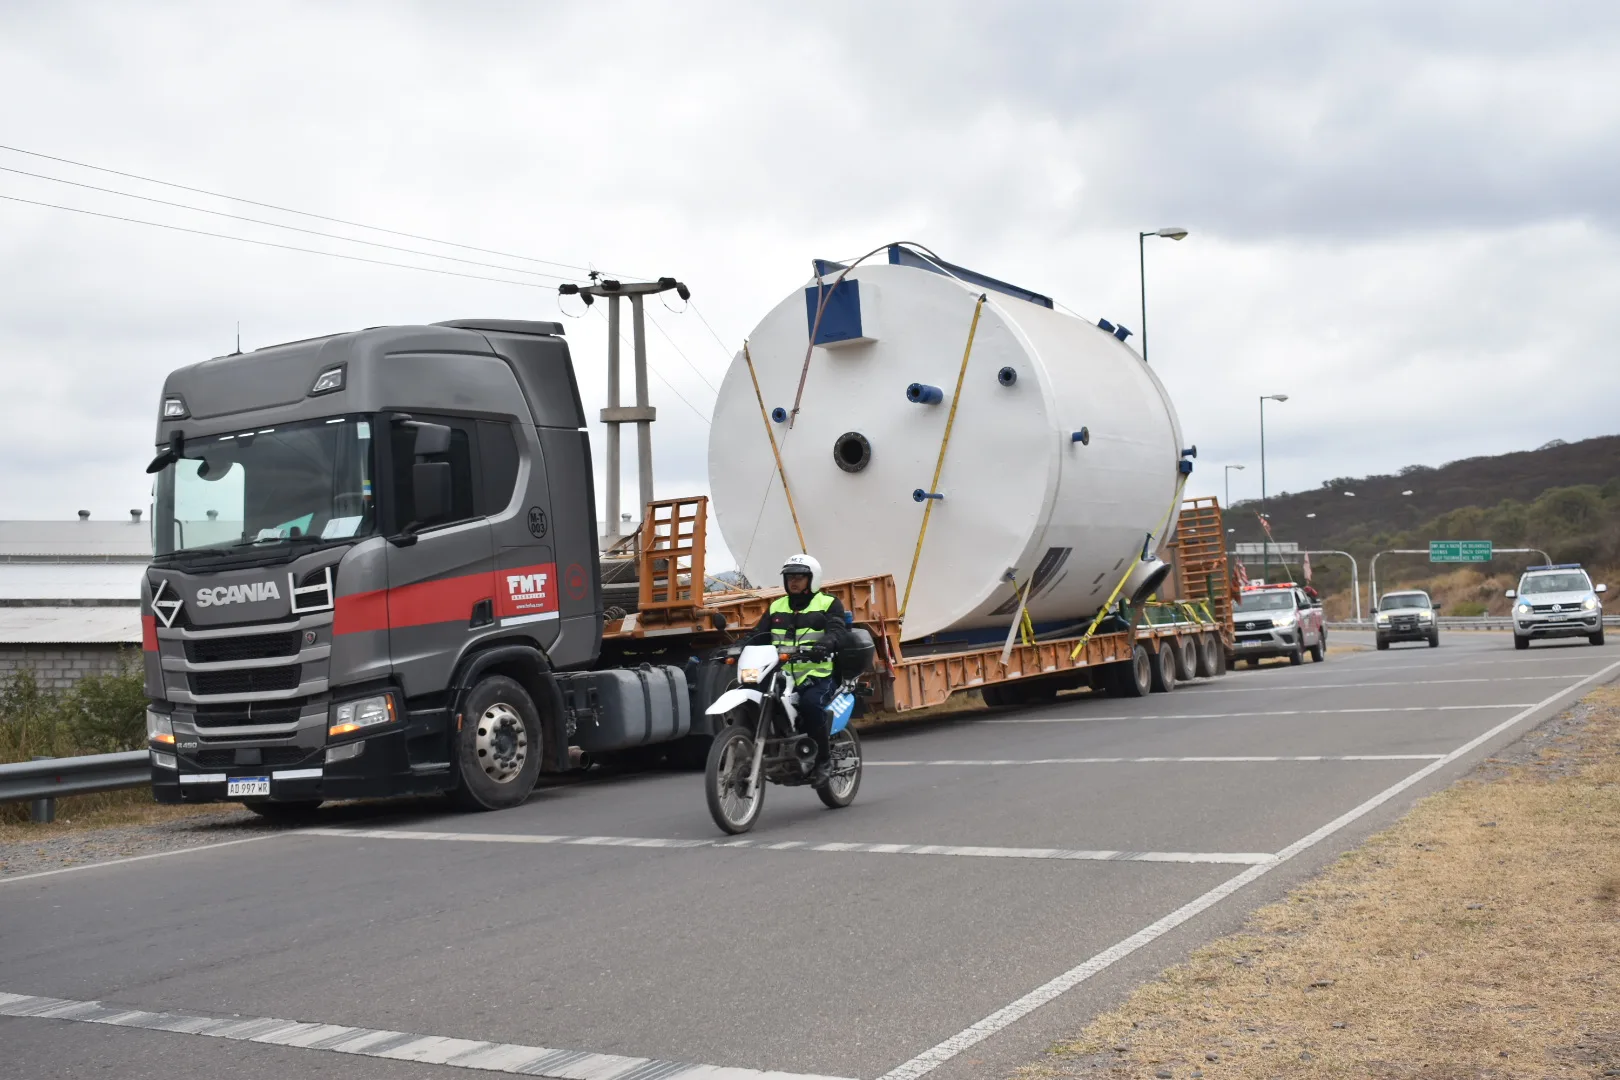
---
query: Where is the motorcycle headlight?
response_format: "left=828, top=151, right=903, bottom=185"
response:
left=329, top=693, right=396, bottom=738
left=1583, top=596, right=1599, bottom=611
left=146, top=708, right=175, bottom=747
left=738, top=668, right=763, bottom=685
left=1516, top=602, right=1532, bottom=615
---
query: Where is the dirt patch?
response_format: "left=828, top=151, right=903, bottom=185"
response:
left=1017, top=685, right=1620, bottom=1079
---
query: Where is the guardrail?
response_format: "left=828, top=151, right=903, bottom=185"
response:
left=1328, top=615, right=1620, bottom=632
left=0, top=751, right=150, bottom=823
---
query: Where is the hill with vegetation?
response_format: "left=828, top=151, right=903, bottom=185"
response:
left=1222, top=433, right=1620, bottom=618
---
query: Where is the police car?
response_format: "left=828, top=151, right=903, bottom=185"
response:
left=1231, top=582, right=1326, bottom=666
left=1507, top=564, right=1607, bottom=649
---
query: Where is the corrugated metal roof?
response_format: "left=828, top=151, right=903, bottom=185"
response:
left=0, top=606, right=142, bottom=644
left=0, top=520, right=152, bottom=559
left=0, top=563, right=146, bottom=601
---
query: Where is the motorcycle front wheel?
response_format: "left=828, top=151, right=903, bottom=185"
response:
left=815, top=728, right=862, bottom=809
left=706, top=725, right=765, bottom=834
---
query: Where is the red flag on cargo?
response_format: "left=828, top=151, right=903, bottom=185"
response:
left=1256, top=512, right=1275, bottom=541
left=1302, top=551, right=1313, bottom=585
left=1234, top=558, right=1251, bottom=590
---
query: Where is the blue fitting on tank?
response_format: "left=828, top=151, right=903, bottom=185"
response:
left=1071, top=427, right=1090, bottom=445
left=1178, top=459, right=1194, bottom=475
left=997, top=366, right=1017, bottom=386
left=1181, top=445, right=1198, bottom=458
left=906, top=383, right=944, bottom=405
left=1097, top=318, right=1116, bottom=334
left=770, top=407, right=787, bottom=423
left=1112, top=323, right=1133, bottom=342
left=913, top=488, right=944, bottom=502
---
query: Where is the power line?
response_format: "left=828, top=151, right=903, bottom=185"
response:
left=0, top=192, right=558, bottom=292
left=643, top=306, right=720, bottom=393
left=688, top=300, right=742, bottom=361
left=592, top=306, right=711, bottom=427
left=0, top=163, right=581, bottom=282
left=0, top=142, right=602, bottom=277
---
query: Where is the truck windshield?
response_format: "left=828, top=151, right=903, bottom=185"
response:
left=1521, top=573, right=1590, bottom=594
left=153, top=416, right=376, bottom=557
left=1380, top=593, right=1431, bottom=610
left=1234, top=591, right=1296, bottom=612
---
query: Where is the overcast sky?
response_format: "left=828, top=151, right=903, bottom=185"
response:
left=3, top=1, right=1618, bottom=568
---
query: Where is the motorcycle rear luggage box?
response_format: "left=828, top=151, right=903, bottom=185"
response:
left=835, top=628, right=876, bottom=680
left=562, top=664, right=692, bottom=753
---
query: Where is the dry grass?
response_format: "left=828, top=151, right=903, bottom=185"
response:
left=0, top=789, right=244, bottom=842
left=1019, top=685, right=1620, bottom=1079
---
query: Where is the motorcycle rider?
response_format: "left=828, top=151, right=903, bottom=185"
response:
left=740, top=553, right=849, bottom=784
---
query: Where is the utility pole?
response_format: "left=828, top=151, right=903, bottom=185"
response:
left=561, top=276, right=690, bottom=545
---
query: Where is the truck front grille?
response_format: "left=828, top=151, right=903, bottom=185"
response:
left=191, top=704, right=304, bottom=729
left=194, top=747, right=312, bottom=768
left=1236, top=618, right=1274, bottom=631
left=184, top=630, right=302, bottom=664
left=189, top=666, right=301, bottom=696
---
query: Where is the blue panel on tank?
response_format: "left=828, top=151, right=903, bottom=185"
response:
left=805, top=279, right=864, bottom=345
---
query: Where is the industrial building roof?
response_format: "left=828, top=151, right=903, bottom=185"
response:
left=0, top=606, right=142, bottom=644
left=0, top=563, right=145, bottom=602
left=0, top=518, right=153, bottom=560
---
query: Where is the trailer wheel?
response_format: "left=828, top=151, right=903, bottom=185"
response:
left=452, top=675, right=543, bottom=811
left=1115, top=643, right=1153, bottom=697
left=1151, top=640, right=1177, bottom=693
left=1195, top=634, right=1220, bottom=678
left=1175, top=636, right=1199, bottom=681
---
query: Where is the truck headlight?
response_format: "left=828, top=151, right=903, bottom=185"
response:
left=738, top=668, right=763, bottom=685
left=1583, top=596, right=1599, bottom=611
left=146, top=708, right=175, bottom=747
left=1375, top=613, right=1390, bottom=625
left=1418, top=612, right=1433, bottom=623
left=328, top=693, right=396, bottom=738
left=1516, top=602, right=1532, bottom=615
left=1273, top=613, right=1296, bottom=628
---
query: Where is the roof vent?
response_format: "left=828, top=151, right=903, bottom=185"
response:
left=78, top=510, right=90, bottom=521
left=130, top=509, right=143, bottom=522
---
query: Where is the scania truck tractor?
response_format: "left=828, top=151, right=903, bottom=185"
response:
left=141, top=318, right=724, bottom=817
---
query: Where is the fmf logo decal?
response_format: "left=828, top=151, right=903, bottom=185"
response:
left=496, top=563, right=559, bottom=618
left=196, top=581, right=281, bottom=607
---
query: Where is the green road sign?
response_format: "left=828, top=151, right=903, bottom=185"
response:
left=1430, top=540, right=1493, bottom=563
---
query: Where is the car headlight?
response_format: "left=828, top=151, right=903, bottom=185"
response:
left=737, top=668, right=763, bottom=685
left=1376, top=613, right=1390, bottom=624
left=146, top=708, right=175, bottom=747
left=1583, top=596, right=1599, bottom=611
left=1516, top=602, right=1532, bottom=615
left=328, top=693, right=396, bottom=738
left=1273, top=613, right=1296, bottom=628
left=1418, top=612, right=1433, bottom=622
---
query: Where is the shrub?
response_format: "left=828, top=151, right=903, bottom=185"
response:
left=0, top=652, right=147, bottom=764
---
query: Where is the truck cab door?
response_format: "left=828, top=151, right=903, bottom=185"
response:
left=385, top=418, right=495, bottom=698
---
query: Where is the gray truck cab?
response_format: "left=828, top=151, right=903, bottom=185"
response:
left=143, top=319, right=632, bottom=815
left=1374, top=590, right=1439, bottom=649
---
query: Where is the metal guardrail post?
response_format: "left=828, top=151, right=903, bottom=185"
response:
left=0, top=750, right=151, bottom=814
left=31, top=756, right=56, bottom=824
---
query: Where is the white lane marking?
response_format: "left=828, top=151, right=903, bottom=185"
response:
left=1182, top=675, right=1582, bottom=694
left=0, top=990, right=857, bottom=1080
left=0, top=835, right=278, bottom=886
left=867, top=755, right=1446, bottom=766
left=299, top=827, right=1274, bottom=866
left=877, top=656, right=1620, bottom=1080
left=983, top=704, right=1536, bottom=724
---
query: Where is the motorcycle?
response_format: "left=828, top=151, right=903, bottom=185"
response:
left=703, top=641, right=866, bottom=834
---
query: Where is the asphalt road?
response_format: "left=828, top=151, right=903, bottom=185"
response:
left=4, top=631, right=1617, bottom=1080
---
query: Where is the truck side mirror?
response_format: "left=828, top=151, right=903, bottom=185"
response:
left=1504, top=589, right=1516, bottom=599
left=412, top=422, right=452, bottom=455
left=1598, top=584, right=1609, bottom=594
left=1431, top=602, right=1442, bottom=611
left=412, top=462, right=452, bottom=526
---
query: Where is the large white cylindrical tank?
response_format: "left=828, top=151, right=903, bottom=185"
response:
left=708, top=255, right=1187, bottom=641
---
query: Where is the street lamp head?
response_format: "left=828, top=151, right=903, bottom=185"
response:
left=1263, top=393, right=1289, bottom=403
left=1306, top=513, right=1316, bottom=518
left=1230, top=463, right=1245, bottom=470
left=1344, top=491, right=1356, bottom=497
left=1156, top=227, right=1189, bottom=240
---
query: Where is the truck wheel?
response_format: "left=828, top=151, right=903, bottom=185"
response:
left=1195, top=634, right=1220, bottom=678
left=1514, top=634, right=1530, bottom=650
left=1175, top=636, right=1199, bottom=681
left=1429, top=632, right=1441, bottom=648
left=1151, top=641, right=1177, bottom=692
left=1591, top=629, right=1606, bottom=646
left=1310, top=636, right=1326, bottom=663
left=1118, top=644, right=1153, bottom=697
left=452, top=675, right=543, bottom=811
left=981, top=684, right=1007, bottom=707
left=245, top=800, right=322, bottom=823
left=1376, top=636, right=1389, bottom=650
left=1288, top=642, right=1305, bottom=665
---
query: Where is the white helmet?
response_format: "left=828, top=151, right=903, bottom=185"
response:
left=780, top=552, right=822, bottom=593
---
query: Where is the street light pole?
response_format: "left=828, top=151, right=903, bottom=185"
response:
left=1138, top=226, right=1188, bottom=365
left=1259, top=394, right=1289, bottom=584
left=1224, top=464, right=1245, bottom=509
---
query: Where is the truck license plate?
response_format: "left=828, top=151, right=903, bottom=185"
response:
left=227, top=777, right=270, bottom=797
left=1240, top=639, right=1262, bottom=648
